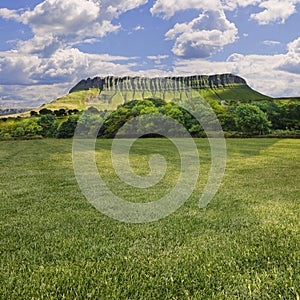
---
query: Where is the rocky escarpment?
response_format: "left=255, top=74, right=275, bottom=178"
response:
left=69, top=74, right=247, bottom=93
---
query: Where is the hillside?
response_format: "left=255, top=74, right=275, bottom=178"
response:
left=44, top=74, right=270, bottom=112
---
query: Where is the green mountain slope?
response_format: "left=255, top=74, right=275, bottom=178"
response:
left=43, top=74, right=270, bottom=112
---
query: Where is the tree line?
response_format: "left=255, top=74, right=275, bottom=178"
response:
left=0, top=98, right=299, bottom=139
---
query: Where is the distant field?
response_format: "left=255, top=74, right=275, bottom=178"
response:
left=0, top=139, right=299, bottom=299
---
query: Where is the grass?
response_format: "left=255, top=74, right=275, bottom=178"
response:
left=0, top=138, right=299, bottom=299
left=198, top=85, right=270, bottom=102
left=40, top=89, right=101, bottom=111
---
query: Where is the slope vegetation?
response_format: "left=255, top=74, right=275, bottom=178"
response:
left=42, top=74, right=271, bottom=112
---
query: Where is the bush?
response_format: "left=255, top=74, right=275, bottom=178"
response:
left=234, top=104, right=271, bottom=135
left=57, top=115, right=79, bottom=138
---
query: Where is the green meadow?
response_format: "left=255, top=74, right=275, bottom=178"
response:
left=0, top=138, right=299, bottom=299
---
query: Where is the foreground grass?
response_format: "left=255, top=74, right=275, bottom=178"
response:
left=0, top=138, right=299, bottom=299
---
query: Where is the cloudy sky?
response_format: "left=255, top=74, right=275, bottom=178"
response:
left=0, top=0, right=300, bottom=107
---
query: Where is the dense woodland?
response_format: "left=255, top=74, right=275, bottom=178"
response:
left=0, top=98, right=299, bottom=139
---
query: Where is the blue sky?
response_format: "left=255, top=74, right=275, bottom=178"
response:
left=0, top=0, right=300, bottom=107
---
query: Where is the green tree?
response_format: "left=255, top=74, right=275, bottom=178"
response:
left=77, top=111, right=103, bottom=137
left=38, top=114, right=58, bottom=137
left=53, top=108, right=68, bottom=117
left=216, top=105, right=237, bottom=132
left=13, top=126, right=25, bottom=137
left=30, top=111, right=39, bottom=117
left=39, top=108, right=53, bottom=115
left=164, top=105, right=185, bottom=125
left=57, top=115, right=79, bottom=138
left=23, top=119, right=43, bottom=136
left=235, top=104, right=271, bottom=135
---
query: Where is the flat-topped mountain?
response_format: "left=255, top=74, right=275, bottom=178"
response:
left=69, top=74, right=247, bottom=93
left=20, top=74, right=270, bottom=114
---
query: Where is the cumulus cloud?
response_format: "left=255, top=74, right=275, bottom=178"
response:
left=0, top=83, right=71, bottom=108
left=105, top=0, right=148, bottom=18
left=173, top=37, right=300, bottom=97
left=220, top=0, right=260, bottom=11
left=21, top=0, right=101, bottom=36
left=151, top=0, right=300, bottom=25
left=277, top=37, right=300, bottom=74
left=0, top=49, right=136, bottom=85
left=165, top=10, right=238, bottom=59
left=0, top=8, right=22, bottom=21
left=0, top=1, right=117, bottom=55
left=224, top=0, right=300, bottom=24
left=0, top=0, right=149, bottom=105
left=0, top=48, right=139, bottom=106
left=0, top=0, right=147, bottom=57
left=151, top=0, right=221, bottom=19
left=250, top=0, right=299, bottom=24
left=150, top=0, right=264, bottom=18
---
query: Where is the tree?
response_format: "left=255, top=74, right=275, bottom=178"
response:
left=23, top=119, right=43, bottom=136
left=13, top=126, right=25, bottom=137
left=30, top=111, right=39, bottom=117
left=68, top=109, right=79, bottom=115
left=77, top=111, right=103, bottom=137
left=216, top=105, right=237, bottom=132
left=39, top=108, right=53, bottom=115
left=11, top=119, right=42, bottom=137
left=38, top=114, right=58, bottom=137
left=53, top=108, right=67, bottom=117
left=235, top=104, right=271, bottom=135
left=57, top=115, right=79, bottom=138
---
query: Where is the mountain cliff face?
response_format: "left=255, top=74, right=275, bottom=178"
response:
left=69, top=74, right=247, bottom=93
left=40, top=73, right=269, bottom=113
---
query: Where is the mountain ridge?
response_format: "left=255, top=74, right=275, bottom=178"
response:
left=69, top=73, right=247, bottom=93
left=1, top=73, right=273, bottom=117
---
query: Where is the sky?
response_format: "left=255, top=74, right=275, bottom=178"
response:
left=0, top=0, right=300, bottom=108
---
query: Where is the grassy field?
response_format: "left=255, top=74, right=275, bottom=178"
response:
left=0, top=138, right=299, bottom=299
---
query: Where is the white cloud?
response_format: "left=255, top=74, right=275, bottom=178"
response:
left=151, top=0, right=300, bottom=25
left=0, top=0, right=149, bottom=106
left=277, top=37, right=300, bottom=74
left=0, top=51, right=40, bottom=85
left=151, top=0, right=221, bottom=19
left=16, top=35, right=63, bottom=58
left=0, top=83, right=71, bottom=108
left=105, top=0, right=148, bottom=18
left=220, top=0, right=261, bottom=11
left=0, top=0, right=147, bottom=57
left=0, top=48, right=140, bottom=106
left=147, top=55, right=169, bottom=59
left=147, top=55, right=169, bottom=64
left=250, top=0, right=300, bottom=25
left=0, top=8, right=21, bottom=21
left=173, top=37, right=300, bottom=97
left=21, top=0, right=101, bottom=36
left=165, top=10, right=238, bottom=59
left=0, top=48, right=135, bottom=85
left=262, top=40, right=281, bottom=46
left=133, top=25, right=145, bottom=31
left=0, top=0, right=119, bottom=55
left=150, top=0, right=265, bottom=18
